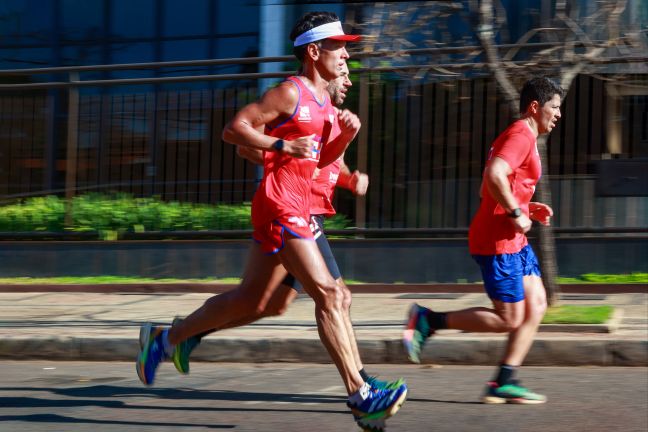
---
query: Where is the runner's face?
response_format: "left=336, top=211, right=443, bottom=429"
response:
left=317, top=39, right=349, bottom=81
left=328, top=65, right=352, bottom=106
left=536, top=93, right=562, bottom=134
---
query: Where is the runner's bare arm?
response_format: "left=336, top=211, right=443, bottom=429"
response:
left=485, top=157, right=532, bottom=233
left=236, top=125, right=265, bottom=165
left=237, top=145, right=264, bottom=165
left=337, top=159, right=368, bottom=196
left=319, top=109, right=360, bottom=168
left=223, top=82, right=314, bottom=158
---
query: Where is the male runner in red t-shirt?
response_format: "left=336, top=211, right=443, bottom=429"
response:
left=136, top=11, right=407, bottom=429
left=404, top=77, right=564, bottom=404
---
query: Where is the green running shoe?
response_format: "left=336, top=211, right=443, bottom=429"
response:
left=367, top=375, right=405, bottom=391
left=171, top=317, right=201, bottom=374
left=482, top=380, right=547, bottom=404
left=402, top=303, right=433, bottom=363
left=355, top=415, right=387, bottom=432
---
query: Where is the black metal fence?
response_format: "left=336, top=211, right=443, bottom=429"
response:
left=1, top=59, right=646, bottom=230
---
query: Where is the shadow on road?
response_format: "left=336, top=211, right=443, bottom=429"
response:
left=0, top=384, right=350, bottom=415
left=0, top=413, right=233, bottom=429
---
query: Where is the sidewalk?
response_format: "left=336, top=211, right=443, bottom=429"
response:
left=0, top=290, right=646, bottom=366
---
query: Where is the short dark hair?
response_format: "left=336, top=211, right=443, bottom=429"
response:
left=290, top=11, right=340, bottom=62
left=519, top=77, right=565, bottom=114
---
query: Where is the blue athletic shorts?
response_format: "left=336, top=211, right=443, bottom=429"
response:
left=472, top=244, right=541, bottom=303
left=282, top=215, right=341, bottom=293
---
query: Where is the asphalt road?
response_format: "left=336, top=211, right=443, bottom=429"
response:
left=0, top=362, right=646, bottom=432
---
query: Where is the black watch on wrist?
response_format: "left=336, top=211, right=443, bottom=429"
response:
left=508, top=208, right=522, bottom=218
left=272, top=139, right=284, bottom=152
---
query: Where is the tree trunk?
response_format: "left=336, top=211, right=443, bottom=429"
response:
left=535, top=135, right=561, bottom=305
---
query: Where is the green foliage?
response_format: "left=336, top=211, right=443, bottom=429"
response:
left=0, top=193, right=260, bottom=237
left=0, top=193, right=353, bottom=239
left=558, top=273, right=648, bottom=284
left=0, top=196, right=65, bottom=232
left=542, top=305, right=614, bottom=324
left=323, top=213, right=352, bottom=230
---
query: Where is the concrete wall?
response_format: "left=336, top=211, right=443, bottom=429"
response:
left=1, top=237, right=646, bottom=282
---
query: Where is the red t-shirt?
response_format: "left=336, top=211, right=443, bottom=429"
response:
left=309, top=112, right=342, bottom=217
left=251, top=76, right=337, bottom=228
left=469, top=120, right=541, bottom=255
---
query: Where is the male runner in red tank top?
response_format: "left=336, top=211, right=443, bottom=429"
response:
left=135, top=11, right=407, bottom=431
left=168, top=64, right=401, bottom=396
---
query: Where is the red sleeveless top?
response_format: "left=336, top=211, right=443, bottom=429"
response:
left=251, top=76, right=337, bottom=228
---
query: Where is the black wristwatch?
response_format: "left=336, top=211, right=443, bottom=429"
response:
left=508, top=208, right=522, bottom=218
left=272, top=139, right=284, bottom=152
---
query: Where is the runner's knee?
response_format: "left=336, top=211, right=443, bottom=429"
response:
left=528, top=295, right=547, bottom=322
left=263, top=298, right=292, bottom=317
left=318, top=280, right=345, bottom=311
left=498, top=310, right=525, bottom=331
left=339, top=282, right=352, bottom=310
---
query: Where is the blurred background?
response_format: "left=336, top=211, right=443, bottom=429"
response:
left=0, top=0, right=646, bottom=286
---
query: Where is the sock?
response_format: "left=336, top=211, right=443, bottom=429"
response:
left=494, top=364, right=516, bottom=387
left=359, top=368, right=370, bottom=381
left=348, top=382, right=371, bottom=406
left=161, top=329, right=176, bottom=357
left=426, top=311, right=447, bottom=330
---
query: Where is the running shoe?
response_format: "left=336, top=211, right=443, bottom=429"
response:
left=136, top=322, right=168, bottom=386
left=355, top=415, right=387, bottom=432
left=348, top=382, right=408, bottom=421
left=170, top=317, right=202, bottom=374
left=482, top=380, right=547, bottom=404
left=367, top=375, right=405, bottom=391
left=402, top=303, right=433, bottom=364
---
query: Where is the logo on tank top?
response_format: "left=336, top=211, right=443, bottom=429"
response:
left=288, top=216, right=308, bottom=227
left=298, top=106, right=312, bottom=122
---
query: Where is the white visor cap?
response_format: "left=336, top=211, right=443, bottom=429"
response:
left=294, top=21, right=361, bottom=47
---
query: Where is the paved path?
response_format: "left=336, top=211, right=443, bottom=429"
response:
left=0, top=362, right=647, bottom=432
left=0, top=291, right=645, bottom=365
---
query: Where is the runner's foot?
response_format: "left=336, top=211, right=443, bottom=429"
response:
left=482, top=380, right=547, bottom=404
left=403, top=303, right=433, bottom=363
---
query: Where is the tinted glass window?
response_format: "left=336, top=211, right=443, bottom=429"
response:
left=164, top=0, right=208, bottom=37
left=112, top=0, right=155, bottom=39
left=0, top=0, right=54, bottom=46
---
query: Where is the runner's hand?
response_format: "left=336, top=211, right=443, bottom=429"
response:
left=350, top=170, right=369, bottom=196
left=283, top=134, right=317, bottom=158
left=337, top=109, right=361, bottom=138
left=529, top=202, right=553, bottom=226
left=512, top=214, right=533, bottom=234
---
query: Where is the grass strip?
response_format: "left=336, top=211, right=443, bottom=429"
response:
left=541, top=305, right=614, bottom=324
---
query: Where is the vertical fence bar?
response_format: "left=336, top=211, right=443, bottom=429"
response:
left=64, top=73, right=79, bottom=225
left=355, top=76, right=369, bottom=229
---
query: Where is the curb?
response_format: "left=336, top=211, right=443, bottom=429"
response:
left=1, top=336, right=645, bottom=366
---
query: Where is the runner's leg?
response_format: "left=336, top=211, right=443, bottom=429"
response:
left=278, top=233, right=365, bottom=395
left=167, top=242, right=288, bottom=345
left=502, top=275, right=547, bottom=365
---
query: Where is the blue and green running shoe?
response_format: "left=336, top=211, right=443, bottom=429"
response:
left=170, top=317, right=202, bottom=374
left=348, top=382, right=408, bottom=423
left=367, top=375, right=405, bottom=391
left=402, top=303, right=433, bottom=363
left=136, top=322, right=168, bottom=386
left=482, top=380, right=547, bottom=404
